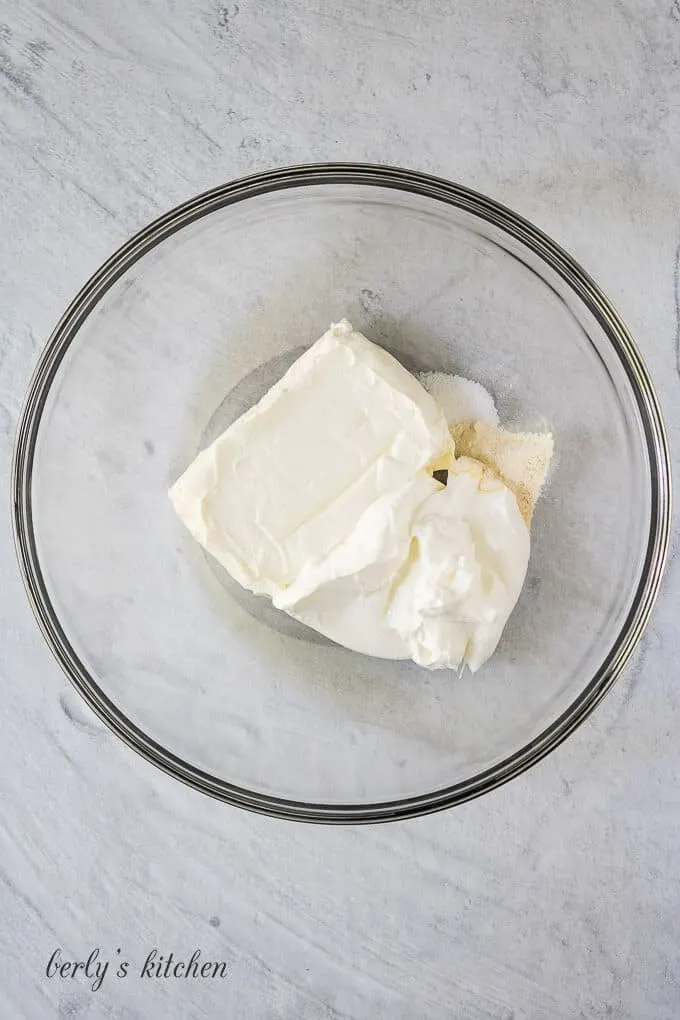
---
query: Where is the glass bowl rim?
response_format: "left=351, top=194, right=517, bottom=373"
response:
left=12, top=162, right=672, bottom=823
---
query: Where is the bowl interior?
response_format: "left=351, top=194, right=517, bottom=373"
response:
left=29, top=179, right=653, bottom=808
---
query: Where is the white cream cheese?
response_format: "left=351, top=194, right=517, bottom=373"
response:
left=169, top=319, right=452, bottom=598
left=170, top=320, right=533, bottom=673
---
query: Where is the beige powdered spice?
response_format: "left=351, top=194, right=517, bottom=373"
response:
left=450, top=420, right=554, bottom=527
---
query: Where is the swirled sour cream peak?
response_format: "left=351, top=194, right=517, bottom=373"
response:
left=386, top=457, right=530, bottom=672
left=170, top=320, right=533, bottom=673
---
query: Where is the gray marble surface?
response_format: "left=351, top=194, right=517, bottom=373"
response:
left=1, top=1, right=679, bottom=1017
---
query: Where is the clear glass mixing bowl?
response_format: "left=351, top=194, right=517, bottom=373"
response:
left=13, top=165, right=671, bottom=822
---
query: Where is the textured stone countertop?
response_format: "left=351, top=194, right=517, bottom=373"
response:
left=1, top=1, right=679, bottom=1017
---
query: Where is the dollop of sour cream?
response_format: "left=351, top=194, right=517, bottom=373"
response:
left=386, top=458, right=530, bottom=671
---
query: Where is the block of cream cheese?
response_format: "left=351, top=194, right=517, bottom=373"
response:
left=169, top=319, right=452, bottom=599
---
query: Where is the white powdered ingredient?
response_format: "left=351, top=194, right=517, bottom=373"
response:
left=418, top=371, right=500, bottom=426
